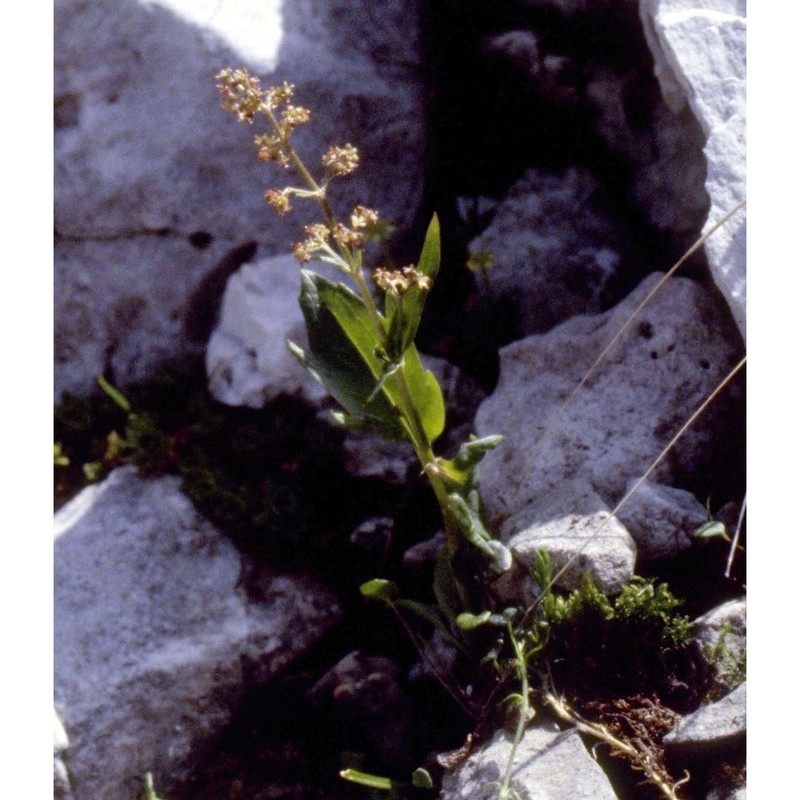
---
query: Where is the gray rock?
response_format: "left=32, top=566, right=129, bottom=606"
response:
left=55, top=0, right=426, bottom=398
left=582, top=64, right=709, bottom=240
left=615, top=478, right=708, bottom=561
left=467, top=167, right=639, bottom=336
left=349, top=517, right=395, bottom=557
left=309, top=651, right=414, bottom=767
left=640, top=0, right=747, bottom=338
left=706, top=773, right=746, bottom=800
left=403, top=531, right=446, bottom=571
left=480, top=7, right=709, bottom=245
left=664, top=682, right=746, bottom=755
left=54, top=466, right=340, bottom=800
left=475, top=273, right=743, bottom=530
left=504, top=479, right=636, bottom=594
left=206, top=254, right=329, bottom=408
left=341, top=430, right=418, bottom=483
left=693, top=598, right=746, bottom=693
left=440, top=721, right=619, bottom=800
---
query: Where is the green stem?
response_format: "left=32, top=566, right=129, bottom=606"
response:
left=498, top=627, right=529, bottom=800
left=271, top=110, right=459, bottom=551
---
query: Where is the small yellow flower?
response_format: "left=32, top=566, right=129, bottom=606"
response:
left=322, top=144, right=359, bottom=176
left=373, top=266, right=432, bottom=295
left=351, top=206, right=380, bottom=229
left=264, top=188, right=292, bottom=215
left=333, top=223, right=364, bottom=249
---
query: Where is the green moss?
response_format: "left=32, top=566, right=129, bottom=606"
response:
left=54, top=366, right=361, bottom=568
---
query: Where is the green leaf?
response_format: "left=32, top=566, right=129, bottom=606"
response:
left=693, top=520, right=730, bottom=542
left=383, top=214, right=440, bottom=360
left=456, top=610, right=492, bottom=630
left=339, top=769, right=393, bottom=791
left=360, top=578, right=400, bottom=602
left=328, top=409, right=406, bottom=441
left=438, top=434, right=504, bottom=493
left=412, top=768, right=434, bottom=789
left=97, top=374, right=132, bottom=413
left=447, top=492, right=512, bottom=581
left=433, top=542, right=464, bottom=619
left=400, top=344, right=446, bottom=444
left=290, top=272, right=407, bottom=440
left=144, top=773, right=166, bottom=800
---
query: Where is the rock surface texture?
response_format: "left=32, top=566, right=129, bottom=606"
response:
left=55, top=0, right=425, bottom=398
left=615, top=477, right=709, bottom=561
left=640, top=0, right=746, bottom=338
left=475, top=273, right=743, bottom=530
left=440, top=721, right=620, bottom=800
left=693, top=597, right=746, bottom=693
left=54, top=466, right=341, bottom=800
left=467, top=167, right=644, bottom=336
left=206, top=254, right=329, bottom=408
left=503, top=478, right=637, bottom=594
left=664, top=682, right=746, bottom=755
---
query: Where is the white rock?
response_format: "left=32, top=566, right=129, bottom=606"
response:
left=639, top=0, right=746, bottom=338
left=616, top=478, right=708, bottom=561
left=475, top=273, right=744, bottom=529
left=468, top=167, right=637, bottom=336
left=504, top=479, right=637, bottom=594
left=664, top=682, right=746, bottom=753
left=440, top=721, right=619, bottom=800
left=54, top=467, right=340, bottom=800
left=55, top=0, right=426, bottom=397
left=206, top=254, right=328, bottom=407
left=693, top=598, right=746, bottom=692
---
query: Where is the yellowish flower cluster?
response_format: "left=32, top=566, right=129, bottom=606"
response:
left=373, top=266, right=432, bottom=295
left=322, top=144, right=359, bottom=176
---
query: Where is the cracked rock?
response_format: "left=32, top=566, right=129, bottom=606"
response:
left=55, top=466, right=340, bottom=800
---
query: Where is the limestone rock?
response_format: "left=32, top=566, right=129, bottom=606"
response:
left=615, top=478, right=708, bottom=561
left=467, top=167, right=641, bottom=336
left=308, top=651, right=414, bottom=768
left=55, top=0, right=426, bottom=398
left=479, top=5, right=709, bottom=245
left=475, top=273, right=744, bottom=530
left=206, top=254, right=329, bottom=408
left=664, top=682, right=746, bottom=755
left=54, top=466, right=341, bottom=800
left=693, top=598, right=746, bottom=693
left=640, top=0, right=747, bottom=338
left=440, top=721, right=619, bottom=800
left=504, top=479, right=637, bottom=594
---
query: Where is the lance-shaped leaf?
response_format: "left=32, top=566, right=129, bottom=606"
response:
left=312, top=271, right=444, bottom=443
left=289, top=271, right=407, bottom=440
left=384, top=214, right=441, bottom=360
left=398, top=343, right=446, bottom=444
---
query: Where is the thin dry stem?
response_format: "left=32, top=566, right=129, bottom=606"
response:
left=544, top=690, right=689, bottom=800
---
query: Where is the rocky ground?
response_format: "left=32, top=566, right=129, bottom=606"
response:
left=55, top=2, right=746, bottom=799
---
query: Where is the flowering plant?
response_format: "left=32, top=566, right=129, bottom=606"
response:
left=216, top=68, right=510, bottom=617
